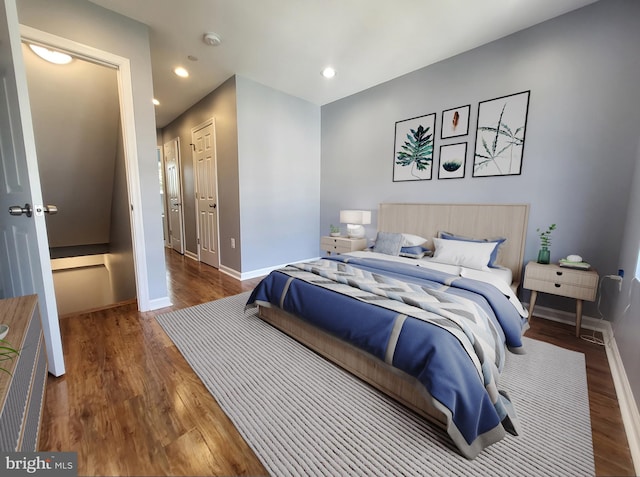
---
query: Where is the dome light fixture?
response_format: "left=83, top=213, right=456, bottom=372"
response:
left=174, top=66, right=189, bottom=78
left=321, top=66, right=336, bottom=79
left=203, top=32, right=222, bottom=46
left=28, top=44, right=72, bottom=65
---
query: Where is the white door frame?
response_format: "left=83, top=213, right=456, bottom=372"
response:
left=20, top=25, right=151, bottom=310
left=157, top=146, right=169, bottom=248
left=163, top=137, right=185, bottom=254
left=191, top=118, right=220, bottom=265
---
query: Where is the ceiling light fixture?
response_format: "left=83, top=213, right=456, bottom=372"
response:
left=28, top=44, right=72, bottom=65
left=321, top=67, right=336, bottom=79
left=174, top=66, right=189, bottom=78
left=203, top=32, right=222, bottom=46
left=152, top=98, right=160, bottom=106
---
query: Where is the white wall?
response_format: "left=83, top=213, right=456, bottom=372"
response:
left=236, top=76, right=321, bottom=273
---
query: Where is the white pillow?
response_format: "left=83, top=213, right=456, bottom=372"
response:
left=431, top=237, right=498, bottom=271
left=401, top=233, right=428, bottom=247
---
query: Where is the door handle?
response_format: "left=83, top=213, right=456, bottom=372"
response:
left=35, top=205, right=58, bottom=215
left=209, top=203, right=217, bottom=208
left=8, top=203, right=32, bottom=217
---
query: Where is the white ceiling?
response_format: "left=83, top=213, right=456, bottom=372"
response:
left=89, top=0, right=597, bottom=128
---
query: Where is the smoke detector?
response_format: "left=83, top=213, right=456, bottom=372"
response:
left=203, top=33, right=222, bottom=46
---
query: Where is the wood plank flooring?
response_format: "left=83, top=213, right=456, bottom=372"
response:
left=39, top=249, right=636, bottom=476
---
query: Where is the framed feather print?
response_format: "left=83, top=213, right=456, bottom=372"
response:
left=441, top=105, right=470, bottom=139
left=473, top=91, right=530, bottom=177
left=393, top=113, right=436, bottom=182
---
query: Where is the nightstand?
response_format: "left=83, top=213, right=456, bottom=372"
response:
left=320, top=236, right=367, bottom=255
left=523, top=261, right=599, bottom=337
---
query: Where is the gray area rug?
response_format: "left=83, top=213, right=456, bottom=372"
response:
left=157, top=292, right=595, bottom=476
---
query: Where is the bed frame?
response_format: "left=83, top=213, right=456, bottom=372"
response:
left=257, top=203, right=530, bottom=435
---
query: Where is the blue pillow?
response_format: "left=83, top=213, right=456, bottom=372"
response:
left=399, top=245, right=431, bottom=259
left=439, top=231, right=506, bottom=268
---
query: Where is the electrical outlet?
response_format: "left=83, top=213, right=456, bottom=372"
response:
left=231, top=238, right=236, bottom=249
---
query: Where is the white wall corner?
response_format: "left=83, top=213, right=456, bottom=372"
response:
left=528, top=304, right=640, bottom=474
left=145, top=296, right=172, bottom=311
left=604, top=322, right=640, bottom=476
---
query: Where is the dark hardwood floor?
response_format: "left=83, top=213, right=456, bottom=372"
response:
left=39, top=249, right=635, bottom=476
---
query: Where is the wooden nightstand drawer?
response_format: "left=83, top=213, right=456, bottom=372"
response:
left=523, top=260, right=599, bottom=337
left=523, top=277, right=597, bottom=301
left=320, top=236, right=367, bottom=254
left=524, top=263, right=598, bottom=288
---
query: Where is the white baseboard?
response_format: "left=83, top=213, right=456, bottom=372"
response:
left=528, top=304, right=640, bottom=474
left=219, top=265, right=241, bottom=280
left=227, top=256, right=323, bottom=281
left=184, top=250, right=199, bottom=261
left=146, top=296, right=172, bottom=311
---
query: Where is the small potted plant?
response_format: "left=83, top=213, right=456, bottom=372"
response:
left=329, top=224, right=340, bottom=237
left=536, top=223, right=556, bottom=264
left=0, top=332, right=19, bottom=376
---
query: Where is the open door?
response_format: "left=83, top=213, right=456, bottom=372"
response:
left=0, top=0, right=64, bottom=376
left=164, top=138, right=184, bottom=254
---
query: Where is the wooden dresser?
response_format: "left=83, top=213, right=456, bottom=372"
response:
left=0, top=295, right=48, bottom=451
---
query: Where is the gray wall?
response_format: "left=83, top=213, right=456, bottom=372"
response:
left=161, top=76, right=242, bottom=271
left=162, top=75, right=321, bottom=275
left=105, top=118, right=136, bottom=303
left=236, top=76, right=321, bottom=272
left=17, top=0, right=169, bottom=304
left=23, top=42, right=119, bottom=249
left=321, top=0, right=640, bottom=413
left=321, top=0, right=640, bottom=314
left=613, top=136, right=640, bottom=412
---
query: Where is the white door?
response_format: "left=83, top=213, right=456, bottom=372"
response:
left=164, top=138, right=184, bottom=254
left=193, top=120, right=220, bottom=268
left=0, top=0, right=64, bottom=375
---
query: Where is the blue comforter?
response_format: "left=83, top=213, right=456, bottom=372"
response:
left=246, top=255, right=528, bottom=458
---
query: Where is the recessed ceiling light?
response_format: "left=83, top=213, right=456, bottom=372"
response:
left=321, top=67, right=336, bottom=79
left=174, top=66, right=189, bottom=78
left=152, top=98, right=160, bottom=106
left=29, top=44, right=72, bottom=65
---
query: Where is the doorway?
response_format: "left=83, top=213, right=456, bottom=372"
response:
left=192, top=119, right=220, bottom=269
left=21, top=41, right=137, bottom=315
left=164, top=137, right=185, bottom=254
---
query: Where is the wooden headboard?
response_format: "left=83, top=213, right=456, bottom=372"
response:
left=378, top=203, right=530, bottom=284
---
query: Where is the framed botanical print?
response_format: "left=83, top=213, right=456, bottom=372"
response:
left=438, top=142, right=467, bottom=179
left=393, top=113, right=436, bottom=182
left=441, top=105, right=470, bottom=139
left=473, top=91, right=530, bottom=177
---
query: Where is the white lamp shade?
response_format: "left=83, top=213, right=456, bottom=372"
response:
left=339, top=210, right=371, bottom=238
left=339, top=210, right=371, bottom=225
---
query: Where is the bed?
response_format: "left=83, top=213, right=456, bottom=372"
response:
left=246, top=203, right=530, bottom=459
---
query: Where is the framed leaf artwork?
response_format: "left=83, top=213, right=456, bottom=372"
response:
left=441, top=105, right=470, bottom=139
left=438, top=142, right=467, bottom=179
left=473, top=91, right=530, bottom=177
left=393, top=113, right=436, bottom=182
